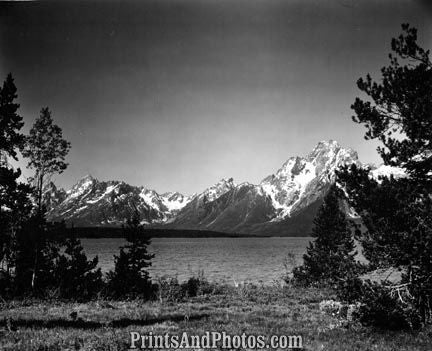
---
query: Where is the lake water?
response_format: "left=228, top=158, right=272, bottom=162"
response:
left=81, top=237, right=312, bottom=285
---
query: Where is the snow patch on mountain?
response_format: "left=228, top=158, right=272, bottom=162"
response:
left=161, top=192, right=192, bottom=211
left=86, top=184, right=119, bottom=204
left=199, top=177, right=236, bottom=202
left=370, top=164, right=406, bottom=180
left=66, top=174, right=95, bottom=198
left=260, top=140, right=360, bottom=220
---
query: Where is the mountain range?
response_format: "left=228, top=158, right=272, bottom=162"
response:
left=46, top=140, right=403, bottom=236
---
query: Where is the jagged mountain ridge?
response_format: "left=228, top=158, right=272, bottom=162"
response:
left=260, top=141, right=361, bottom=219
left=166, top=140, right=362, bottom=234
left=47, top=175, right=192, bottom=227
left=47, top=140, right=403, bottom=235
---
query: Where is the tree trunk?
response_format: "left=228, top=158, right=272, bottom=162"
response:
left=31, top=237, right=39, bottom=291
left=31, top=172, right=44, bottom=292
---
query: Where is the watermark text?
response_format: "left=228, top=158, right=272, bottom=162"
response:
left=130, top=331, right=303, bottom=349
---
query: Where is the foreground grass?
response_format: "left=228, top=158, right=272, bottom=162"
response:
left=0, top=284, right=431, bottom=350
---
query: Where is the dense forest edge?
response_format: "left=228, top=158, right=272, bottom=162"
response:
left=65, top=227, right=269, bottom=238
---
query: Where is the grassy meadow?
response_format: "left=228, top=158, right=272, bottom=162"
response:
left=1, top=283, right=431, bottom=351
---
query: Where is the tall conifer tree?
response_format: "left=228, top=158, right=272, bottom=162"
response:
left=293, top=184, right=357, bottom=286
left=0, top=74, right=32, bottom=294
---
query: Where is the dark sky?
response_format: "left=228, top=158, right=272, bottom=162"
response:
left=1, top=0, right=431, bottom=194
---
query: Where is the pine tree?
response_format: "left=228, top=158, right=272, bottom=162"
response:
left=107, top=210, right=155, bottom=299
left=54, top=231, right=103, bottom=300
left=351, top=24, right=432, bottom=183
left=292, top=184, right=357, bottom=286
left=337, top=24, right=432, bottom=326
left=0, top=74, right=32, bottom=296
left=0, top=168, right=32, bottom=268
left=0, top=166, right=32, bottom=296
left=0, top=73, right=24, bottom=159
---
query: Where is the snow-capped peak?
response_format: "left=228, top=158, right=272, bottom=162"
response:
left=67, top=174, right=97, bottom=198
left=260, top=140, right=360, bottom=220
left=47, top=174, right=192, bottom=226
left=201, top=177, right=236, bottom=202
left=307, top=140, right=358, bottom=165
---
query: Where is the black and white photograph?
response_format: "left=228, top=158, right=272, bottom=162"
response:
left=0, top=0, right=431, bottom=350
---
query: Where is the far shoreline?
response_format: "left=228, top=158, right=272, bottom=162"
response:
left=64, top=227, right=311, bottom=238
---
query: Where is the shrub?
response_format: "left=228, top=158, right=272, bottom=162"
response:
left=357, top=282, right=422, bottom=330
left=180, top=270, right=213, bottom=297
left=337, top=277, right=422, bottom=330
left=156, top=276, right=183, bottom=303
left=156, top=272, right=215, bottom=302
left=181, top=276, right=200, bottom=297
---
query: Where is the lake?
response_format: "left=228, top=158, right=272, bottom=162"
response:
left=81, top=237, right=312, bottom=285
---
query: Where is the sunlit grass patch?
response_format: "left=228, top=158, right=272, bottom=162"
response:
left=0, top=284, right=431, bottom=351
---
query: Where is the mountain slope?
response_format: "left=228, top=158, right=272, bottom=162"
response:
left=260, top=140, right=360, bottom=219
left=166, top=182, right=276, bottom=232
left=167, top=140, right=360, bottom=234
left=47, top=175, right=192, bottom=226
left=47, top=140, right=404, bottom=235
